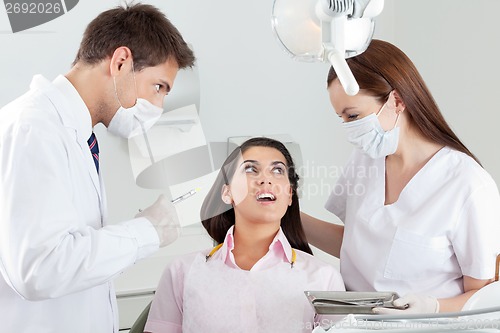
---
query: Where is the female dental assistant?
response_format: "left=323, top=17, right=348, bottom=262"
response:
left=301, top=39, right=500, bottom=314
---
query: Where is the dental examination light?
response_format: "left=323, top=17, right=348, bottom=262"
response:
left=272, top=0, right=384, bottom=95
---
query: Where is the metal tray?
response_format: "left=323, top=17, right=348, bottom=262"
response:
left=304, top=291, right=401, bottom=314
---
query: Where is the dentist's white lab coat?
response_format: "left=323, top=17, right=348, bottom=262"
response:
left=0, top=75, right=160, bottom=333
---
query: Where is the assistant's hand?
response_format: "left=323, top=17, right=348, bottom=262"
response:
left=372, top=294, right=439, bottom=314
left=136, top=194, right=180, bottom=247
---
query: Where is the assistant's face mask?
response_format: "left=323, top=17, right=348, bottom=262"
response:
left=342, top=102, right=401, bottom=159
left=108, top=64, right=164, bottom=139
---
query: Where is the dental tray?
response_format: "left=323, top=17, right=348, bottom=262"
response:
left=304, top=291, right=402, bottom=315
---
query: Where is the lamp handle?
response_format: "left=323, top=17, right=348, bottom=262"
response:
left=327, top=50, right=359, bottom=96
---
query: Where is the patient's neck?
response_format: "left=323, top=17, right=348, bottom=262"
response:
left=231, top=221, right=280, bottom=270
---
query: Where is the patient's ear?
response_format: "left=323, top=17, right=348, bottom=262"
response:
left=221, top=185, right=232, bottom=204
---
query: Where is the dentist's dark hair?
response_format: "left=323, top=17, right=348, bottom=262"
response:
left=73, top=3, right=195, bottom=70
left=327, top=39, right=480, bottom=165
left=200, top=137, right=313, bottom=255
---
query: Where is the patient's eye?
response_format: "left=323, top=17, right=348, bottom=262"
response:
left=244, top=164, right=257, bottom=173
left=272, top=166, right=285, bottom=175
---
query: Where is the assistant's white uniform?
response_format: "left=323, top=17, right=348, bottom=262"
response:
left=0, top=75, right=160, bottom=333
left=325, top=147, right=500, bottom=298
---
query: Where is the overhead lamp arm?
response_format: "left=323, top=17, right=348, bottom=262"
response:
left=271, top=0, right=384, bottom=96
left=320, top=14, right=360, bottom=95
left=316, top=0, right=383, bottom=95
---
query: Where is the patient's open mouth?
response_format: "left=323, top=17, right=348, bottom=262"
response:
left=256, top=192, right=276, bottom=202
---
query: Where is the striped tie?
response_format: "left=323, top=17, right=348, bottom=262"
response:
left=87, top=132, right=99, bottom=173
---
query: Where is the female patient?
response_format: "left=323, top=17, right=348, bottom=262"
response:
left=144, top=137, right=345, bottom=333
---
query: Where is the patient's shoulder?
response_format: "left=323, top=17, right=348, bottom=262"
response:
left=163, top=250, right=208, bottom=276
left=295, top=250, right=345, bottom=289
left=295, top=250, right=337, bottom=271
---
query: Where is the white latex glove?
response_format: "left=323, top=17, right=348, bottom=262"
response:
left=372, top=294, right=440, bottom=314
left=312, top=326, right=328, bottom=333
left=135, top=194, right=180, bottom=247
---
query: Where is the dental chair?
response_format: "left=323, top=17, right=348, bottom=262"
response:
left=461, top=281, right=500, bottom=311
left=461, top=255, right=500, bottom=317
left=128, top=301, right=152, bottom=333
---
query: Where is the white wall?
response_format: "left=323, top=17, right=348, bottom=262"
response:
left=2, top=0, right=500, bottom=329
left=392, top=0, right=500, bottom=182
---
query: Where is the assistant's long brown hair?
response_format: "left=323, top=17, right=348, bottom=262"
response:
left=200, top=137, right=313, bottom=255
left=327, top=39, right=480, bottom=165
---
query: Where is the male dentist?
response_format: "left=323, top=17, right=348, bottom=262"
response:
left=0, top=3, right=195, bottom=332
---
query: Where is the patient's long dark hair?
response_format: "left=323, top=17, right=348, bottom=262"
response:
left=200, top=137, right=313, bottom=255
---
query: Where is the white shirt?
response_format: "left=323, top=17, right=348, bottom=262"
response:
left=145, top=226, right=345, bottom=333
left=325, top=147, right=500, bottom=298
left=0, top=75, right=160, bottom=333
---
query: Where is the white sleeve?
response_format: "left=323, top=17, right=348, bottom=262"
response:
left=0, top=119, right=159, bottom=300
left=451, top=179, right=500, bottom=279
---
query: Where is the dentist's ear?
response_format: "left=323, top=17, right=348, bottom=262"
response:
left=288, top=187, right=293, bottom=206
left=221, top=185, right=232, bottom=205
left=109, top=46, right=133, bottom=76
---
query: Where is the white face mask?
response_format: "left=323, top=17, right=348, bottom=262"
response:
left=342, top=103, right=401, bottom=159
left=107, top=98, right=163, bottom=139
left=107, top=65, right=164, bottom=139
